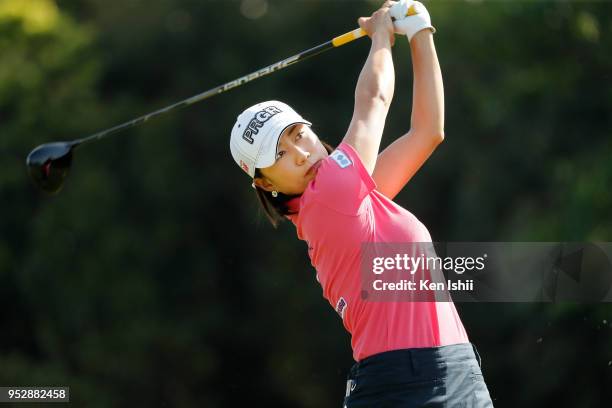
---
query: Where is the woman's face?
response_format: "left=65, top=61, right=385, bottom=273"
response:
left=254, top=123, right=329, bottom=195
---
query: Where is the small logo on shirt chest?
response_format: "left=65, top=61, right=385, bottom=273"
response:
left=331, top=150, right=352, bottom=168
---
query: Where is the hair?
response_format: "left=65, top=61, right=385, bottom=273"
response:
left=254, top=141, right=334, bottom=228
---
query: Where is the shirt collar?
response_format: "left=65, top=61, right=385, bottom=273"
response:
left=286, top=196, right=301, bottom=214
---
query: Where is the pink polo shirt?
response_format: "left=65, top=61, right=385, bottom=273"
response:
left=287, top=142, right=469, bottom=361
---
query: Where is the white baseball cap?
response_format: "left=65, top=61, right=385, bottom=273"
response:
left=230, top=100, right=312, bottom=178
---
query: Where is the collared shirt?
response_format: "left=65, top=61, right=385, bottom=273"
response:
left=287, top=142, right=468, bottom=361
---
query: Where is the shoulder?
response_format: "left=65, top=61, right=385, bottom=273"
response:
left=302, top=143, right=377, bottom=216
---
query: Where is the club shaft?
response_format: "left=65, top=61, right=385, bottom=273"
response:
left=73, top=28, right=367, bottom=147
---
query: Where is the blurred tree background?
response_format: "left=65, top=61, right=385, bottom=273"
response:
left=1, top=0, right=611, bottom=406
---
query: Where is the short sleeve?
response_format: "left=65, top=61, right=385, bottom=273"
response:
left=306, top=142, right=377, bottom=215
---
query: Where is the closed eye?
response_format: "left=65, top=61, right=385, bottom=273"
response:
left=276, top=130, right=304, bottom=160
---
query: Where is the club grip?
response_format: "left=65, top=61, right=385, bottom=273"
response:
left=331, top=4, right=417, bottom=47
left=331, top=28, right=367, bottom=47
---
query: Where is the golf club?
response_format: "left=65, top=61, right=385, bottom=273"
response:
left=26, top=4, right=418, bottom=194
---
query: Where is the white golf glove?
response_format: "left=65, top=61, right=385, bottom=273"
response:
left=389, top=0, right=436, bottom=42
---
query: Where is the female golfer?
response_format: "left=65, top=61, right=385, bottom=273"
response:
left=229, top=1, right=493, bottom=406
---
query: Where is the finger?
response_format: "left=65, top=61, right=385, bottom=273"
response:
left=357, top=16, right=370, bottom=32
left=381, top=0, right=396, bottom=10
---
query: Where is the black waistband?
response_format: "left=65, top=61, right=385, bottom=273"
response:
left=349, top=342, right=480, bottom=379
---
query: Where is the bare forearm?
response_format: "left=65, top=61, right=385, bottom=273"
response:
left=409, top=31, right=444, bottom=136
left=345, top=6, right=396, bottom=173
left=355, top=32, right=395, bottom=105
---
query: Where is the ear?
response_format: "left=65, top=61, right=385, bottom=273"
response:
left=253, top=177, right=275, bottom=192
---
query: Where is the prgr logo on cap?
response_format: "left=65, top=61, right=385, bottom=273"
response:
left=242, top=105, right=282, bottom=144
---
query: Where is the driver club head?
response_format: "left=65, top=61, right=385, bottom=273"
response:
left=26, top=142, right=75, bottom=194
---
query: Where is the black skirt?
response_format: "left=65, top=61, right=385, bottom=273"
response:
left=343, top=343, right=494, bottom=408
